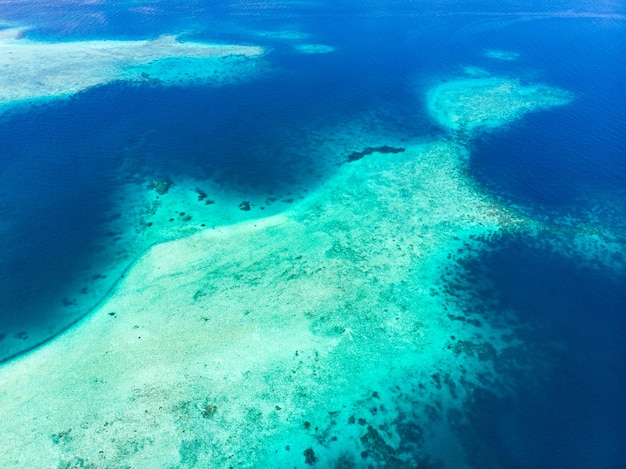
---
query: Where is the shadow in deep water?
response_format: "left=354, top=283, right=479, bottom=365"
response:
left=451, top=234, right=626, bottom=468
left=0, top=95, right=124, bottom=328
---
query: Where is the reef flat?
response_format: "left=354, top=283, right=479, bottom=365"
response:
left=0, top=27, right=265, bottom=111
left=426, top=75, right=573, bottom=135
left=2, top=70, right=617, bottom=468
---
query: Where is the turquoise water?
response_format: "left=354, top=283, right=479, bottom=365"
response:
left=0, top=1, right=625, bottom=467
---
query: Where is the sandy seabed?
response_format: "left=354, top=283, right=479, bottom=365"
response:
left=1, top=62, right=620, bottom=468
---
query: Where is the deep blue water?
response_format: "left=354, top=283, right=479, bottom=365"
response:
left=469, top=17, right=626, bottom=211
left=458, top=18, right=626, bottom=466
left=454, top=235, right=626, bottom=468
left=1, top=1, right=625, bottom=466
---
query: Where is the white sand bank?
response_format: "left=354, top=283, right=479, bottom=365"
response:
left=0, top=28, right=266, bottom=110
left=0, top=71, right=593, bottom=467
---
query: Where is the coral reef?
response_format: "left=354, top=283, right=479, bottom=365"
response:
left=147, top=177, right=172, bottom=195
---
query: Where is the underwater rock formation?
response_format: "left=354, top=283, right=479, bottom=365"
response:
left=147, top=177, right=172, bottom=195
left=346, top=145, right=406, bottom=163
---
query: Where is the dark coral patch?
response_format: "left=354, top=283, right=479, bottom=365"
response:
left=147, top=177, right=172, bottom=195
left=346, top=146, right=405, bottom=163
